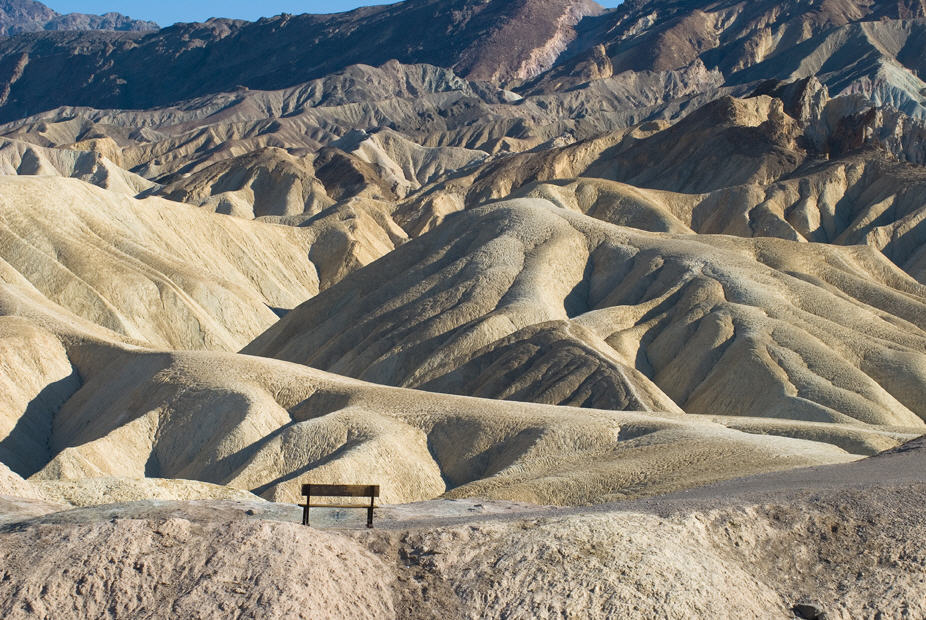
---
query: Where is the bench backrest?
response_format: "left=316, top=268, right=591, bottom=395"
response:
left=302, top=484, right=380, bottom=498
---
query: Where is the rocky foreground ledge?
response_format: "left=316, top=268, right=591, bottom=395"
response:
left=2, top=440, right=925, bottom=619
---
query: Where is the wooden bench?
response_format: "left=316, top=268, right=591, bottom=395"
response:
left=301, top=483, right=380, bottom=528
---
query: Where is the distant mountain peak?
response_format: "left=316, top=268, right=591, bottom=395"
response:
left=0, top=0, right=157, bottom=35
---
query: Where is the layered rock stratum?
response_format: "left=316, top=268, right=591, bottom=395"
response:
left=0, top=0, right=925, bottom=616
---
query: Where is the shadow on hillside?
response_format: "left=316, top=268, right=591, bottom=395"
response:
left=0, top=369, right=81, bottom=478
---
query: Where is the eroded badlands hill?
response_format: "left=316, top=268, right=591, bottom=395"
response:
left=0, top=176, right=404, bottom=350
left=0, top=38, right=922, bottom=508
left=246, top=198, right=926, bottom=427
left=0, top=173, right=920, bottom=510
left=0, top=0, right=923, bottom=615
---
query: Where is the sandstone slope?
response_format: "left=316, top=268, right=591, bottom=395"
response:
left=23, top=342, right=873, bottom=507
left=0, top=174, right=914, bottom=509
left=0, top=176, right=405, bottom=350
left=245, top=198, right=926, bottom=427
left=459, top=90, right=926, bottom=281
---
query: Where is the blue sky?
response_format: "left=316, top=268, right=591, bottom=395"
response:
left=47, top=1, right=624, bottom=26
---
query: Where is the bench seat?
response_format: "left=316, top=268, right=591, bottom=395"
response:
left=301, top=483, right=380, bottom=528
left=300, top=503, right=381, bottom=510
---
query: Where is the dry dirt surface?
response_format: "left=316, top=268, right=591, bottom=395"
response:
left=2, top=441, right=925, bottom=619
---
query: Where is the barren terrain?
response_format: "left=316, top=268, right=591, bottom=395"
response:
left=0, top=0, right=924, bottom=616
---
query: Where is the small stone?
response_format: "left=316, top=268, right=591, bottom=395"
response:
left=792, top=602, right=826, bottom=619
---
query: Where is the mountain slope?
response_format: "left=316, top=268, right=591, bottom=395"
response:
left=546, top=0, right=926, bottom=82
left=0, top=0, right=156, bottom=35
left=244, top=198, right=926, bottom=426
left=0, top=269, right=879, bottom=507
left=0, top=176, right=404, bottom=350
left=0, top=0, right=922, bottom=123
left=0, top=0, right=602, bottom=119
left=17, top=341, right=867, bottom=506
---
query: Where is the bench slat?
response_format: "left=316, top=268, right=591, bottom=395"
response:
left=302, top=484, right=380, bottom=497
left=301, top=503, right=381, bottom=510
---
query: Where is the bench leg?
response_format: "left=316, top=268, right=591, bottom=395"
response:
left=367, top=506, right=374, bottom=529
left=303, top=503, right=309, bottom=526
